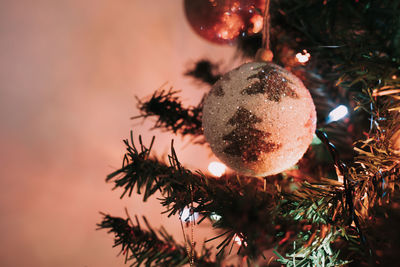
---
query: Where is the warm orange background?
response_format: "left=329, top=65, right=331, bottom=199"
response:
left=0, top=1, right=239, bottom=266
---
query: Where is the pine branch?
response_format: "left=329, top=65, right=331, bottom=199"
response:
left=274, top=230, right=351, bottom=267
left=272, top=128, right=369, bottom=266
left=97, top=213, right=219, bottom=267
left=107, top=130, right=394, bottom=265
left=184, top=59, right=222, bottom=85
left=132, top=88, right=204, bottom=140
left=103, top=2, right=400, bottom=266
left=105, top=131, right=373, bottom=263
left=107, top=132, right=289, bottom=259
left=268, top=2, right=400, bottom=264
left=106, top=133, right=163, bottom=201
left=274, top=182, right=365, bottom=266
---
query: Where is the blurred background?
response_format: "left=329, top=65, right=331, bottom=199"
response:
left=0, top=1, right=238, bottom=266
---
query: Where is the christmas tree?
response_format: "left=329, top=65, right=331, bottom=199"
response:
left=98, top=0, right=400, bottom=266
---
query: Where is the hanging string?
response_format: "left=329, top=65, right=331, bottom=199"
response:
left=256, top=0, right=273, bottom=62
left=179, top=185, right=196, bottom=267
left=179, top=215, right=190, bottom=260
left=189, top=185, right=195, bottom=267
left=262, top=0, right=271, bottom=51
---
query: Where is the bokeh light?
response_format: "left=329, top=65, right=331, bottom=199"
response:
left=295, top=50, right=311, bottom=63
left=208, top=161, right=226, bottom=177
left=327, top=105, right=349, bottom=123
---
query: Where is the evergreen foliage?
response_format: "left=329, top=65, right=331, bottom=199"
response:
left=99, top=0, right=400, bottom=266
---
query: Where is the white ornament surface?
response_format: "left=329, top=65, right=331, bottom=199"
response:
left=202, top=62, right=316, bottom=176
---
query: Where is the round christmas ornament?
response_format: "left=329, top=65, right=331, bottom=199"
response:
left=202, top=62, right=316, bottom=177
left=184, top=0, right=265, bottom=44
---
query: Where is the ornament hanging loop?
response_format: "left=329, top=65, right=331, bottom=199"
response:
left=255, top=0, right=273, bottom=62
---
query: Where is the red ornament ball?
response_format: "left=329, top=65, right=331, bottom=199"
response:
left=202, top=62, right=317, bottom=177
left=184, top=0, right=265, bottom=44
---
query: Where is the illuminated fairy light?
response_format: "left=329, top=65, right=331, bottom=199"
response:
left=180, top=207, right=199, bottom=222
left=392, top=75, right=397, bottom=79
left=210, top=212, right=222, bottom=221
left=208, top=161, right=226, bottom=177
left=233, top=234, right=247, bottom=246
left=326, top=105, right=349, bottom=123
left=295, top=50, right=311, bottom=63
left=234, top=235, right=242, bottom=245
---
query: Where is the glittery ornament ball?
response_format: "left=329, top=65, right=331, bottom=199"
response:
left=184, top=0, right=265, bottom=44
left=202, top=62, right=316, bottom=177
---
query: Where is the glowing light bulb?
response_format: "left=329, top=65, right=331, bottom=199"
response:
left=208, top=161, right=226, bottom=177
left=233, top=234, right=247, bottom=246
left=210, top=212, right=222, bottom=221
left=327, top=105, right=349, bottom=123
left=234, top=235, right=242, bottom=245
left=295, top=50, right=311, bottom=63
left=180, top=207, right=199, bottom=222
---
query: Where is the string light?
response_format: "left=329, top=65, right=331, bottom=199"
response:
left=208, top=161, right=226, bottom=177
left=295, top=50, right=311, bottom=63
left=234, top=235, right=242, bottom=245
left=327, top=105, right=349, bottom=123
left=233, top=234, right=247, bottom=246
left=180, top=207, right=199, bottom=222
left=210, top=212, right=222, bottom=221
